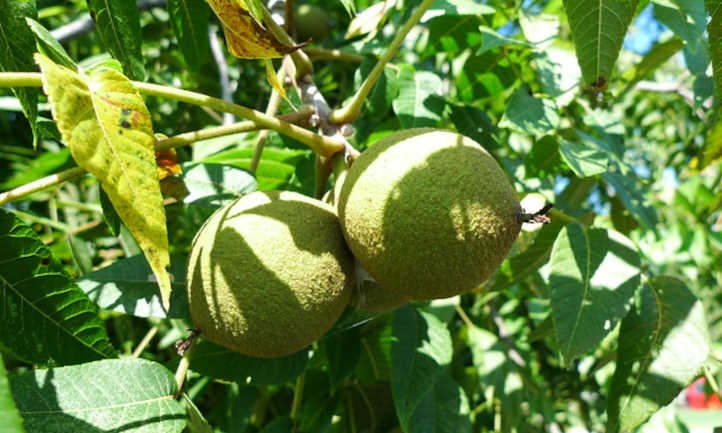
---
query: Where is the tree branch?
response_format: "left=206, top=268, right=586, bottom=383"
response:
left=0, top=108, right=313, bottom=205
left=329, top=0, right=435, bottom=124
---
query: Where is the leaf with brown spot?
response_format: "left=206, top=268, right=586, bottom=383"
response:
left=35, top=53, right=173, bottom=311
left=208, top=0, right=306, bottom=58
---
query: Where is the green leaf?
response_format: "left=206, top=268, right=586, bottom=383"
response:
left=9, top=358, right=186, bottom=433
left=654, top=0, right=706, bottom=46
left=86, top=0, right=145, bottom=80
left=0, top=208, right=116, bottom=366
left=77, top=254, right=190, bottom=319
left=563, top=0, right=639, bottom=86
left=423, top=14, right=483, bottom=58
left=201, top=146, right=306, bottom=191
left=558, top=137, right=609, bottom=177
left=610, top=195, right=639, bottom=235
left=182, top=162, right=258, bottom=209
left=499, top=85, right=560, bottom=138
left=448, top=103, right=499, bottom=150
left=519, top=10, right=560, bottom=48
left=1, top=148, right=73, bottom=190
left=524, top=136, right=568, bottom=178
left=549, top=223, right=641, bottom=366
left=340, top=0, right=356, bottom=15
left=425, top=0, right=495, bottom=17
left=0, top=353, right=24, bottom=433
left=457, top=50, right=508, bottom=101
left=701, top=119, right=722, bottom=167
left=488, top=216, right=568, bottom=291
left=391, top=306, right=453, bottom=432
left=476, top=26, right=530, bottom=54
left=603, top=170, right=659, bottom=231
left=25, top=17, right=76, bottom=70
left=607, top=277, right=710, bottom=433
left=297, top=371, right=336, bottom=432
left=168, top=0, right=210, bottom=71
left=324, top=327, right=361, bottom=392
left=404, top=374, right=472, bottom=433
left=191, top=341, right=309, bottom=386
left=621, top=37, right=684, bottom=93
left=466, top=326, right=526, bottom=431
left=0, top=1, right=39, bottom=148
left=392, top=67, right=445, bottom=129
left=706, top=0, right=722, bottom=99
left=99, top=187, right=121, bottom=236
left=355, top=319, right=393, bottom=383
left=35, top=54, right=173, bottom=311
left=184, top=394, right=214, bottom=433
left=259, top=415, right=293, bottom=433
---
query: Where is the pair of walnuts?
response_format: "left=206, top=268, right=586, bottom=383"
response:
left=186, top=129, right=522, bottom=358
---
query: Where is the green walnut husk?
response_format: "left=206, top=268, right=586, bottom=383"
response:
left=187, top=190, right=354, bottom=358
left=338, top=129, right=521, bottom=300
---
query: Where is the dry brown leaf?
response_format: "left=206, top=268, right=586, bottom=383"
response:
left=208, top=0, right=306, bottom=58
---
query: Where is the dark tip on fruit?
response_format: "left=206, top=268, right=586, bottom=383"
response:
left=518, top=202, right=554, bottom=224
left=175, top=328, right=201, bottom=356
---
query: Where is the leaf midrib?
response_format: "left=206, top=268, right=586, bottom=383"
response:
left=85, top=78, right=140, bottom=204
left=564, top=225, right=591, bottom=359
left=99, top=0, right=129, bottom=68
left=179, top=0, right=202, bottom=57
left=618, top=283, right=664, bottom=419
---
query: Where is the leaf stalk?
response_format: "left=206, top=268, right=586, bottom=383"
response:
left=328, top=0, right=435, bottom=124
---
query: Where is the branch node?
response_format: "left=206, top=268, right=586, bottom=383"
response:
left=339, top=124, right=354, bottom=137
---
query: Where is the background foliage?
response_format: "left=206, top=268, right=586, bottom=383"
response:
left=1, top=0, right=722, bottom=432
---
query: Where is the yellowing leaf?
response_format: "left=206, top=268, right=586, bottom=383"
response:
left=34, top=53, right=173, bottom=311
left=701, top=119, right=722, bottom=168
left=208, top=0, right=305, bottom=58
left=345, top=0, right=395, bottom=40
left=156, top=148, right=183, bottom=180
left=264, top=59, right=293, bottom=108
